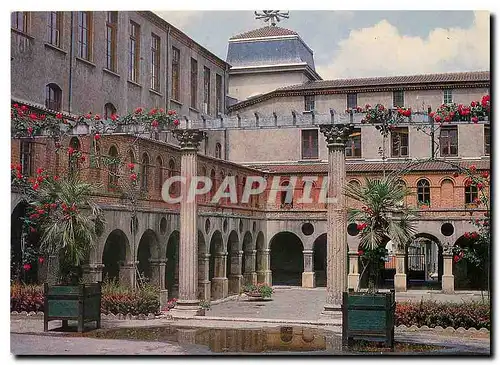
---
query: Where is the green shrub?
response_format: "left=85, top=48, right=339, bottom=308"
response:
left=11, top=283, right=44, bottom=312
left=101, top=280, right=160, bottom=315
left=395, top=300, right=490, bottom=330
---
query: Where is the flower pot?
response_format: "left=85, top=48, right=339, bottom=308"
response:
left=43, top=282, right=101, bottom=333
left=342, top=289, right=395, bottom=348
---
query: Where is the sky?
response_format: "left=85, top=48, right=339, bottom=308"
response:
left=155, top=10, right=490, bottom=80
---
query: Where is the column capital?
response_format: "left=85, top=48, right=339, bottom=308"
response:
left=172, top=129, right=206, bottom=150
left=319, top=124, right=354, bottom=146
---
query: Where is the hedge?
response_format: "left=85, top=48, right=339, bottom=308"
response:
left=396, top=301, right=490, bottom=330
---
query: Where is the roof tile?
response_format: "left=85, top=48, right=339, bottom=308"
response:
left=230, top=26, right=298, bottom=40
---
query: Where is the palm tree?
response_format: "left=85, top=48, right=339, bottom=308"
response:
left=344, top=177, right=418, bottom=292
left=35, top=176, right=105, bottom=285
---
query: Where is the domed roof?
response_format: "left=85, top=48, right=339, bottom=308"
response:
left=230, top=26, right=298, bottom=40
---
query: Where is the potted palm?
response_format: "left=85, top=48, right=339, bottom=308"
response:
left=31, top=174, right=105, bottom=332
left=342, top=177, right=417, bottom=347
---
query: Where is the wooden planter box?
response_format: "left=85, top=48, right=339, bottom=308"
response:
left=44, top=282, right=101, bottom=333
left=342, top=289, right=395, bottom=348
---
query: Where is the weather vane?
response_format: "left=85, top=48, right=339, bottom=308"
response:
left=254, top=10, right=289, bottom=26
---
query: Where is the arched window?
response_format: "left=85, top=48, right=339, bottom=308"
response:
left=68, top=137, right=81, bottom=173
left=280, top=180, right=293, bottom=208
left=348, top=180, right=361, bottom=189
left=465, top=185, right=478, bottom=204
left=168, top=159, right=177, bottom=197
left=108, top=145, right=119, bottom=191
left=417, top=179, right=430, bottom=205
left=45, top=83, right=62, bottom=111
left=141, top=153, right=150, bottom=192
left=215, top=142, right=222, bottom=159
left=93, top=140, right=101, bottom=169
left=104, top=102, right=117, bottom=120
left=128, top=150, right=136, bottom=164
left=156, top=156, right=163, bottom=192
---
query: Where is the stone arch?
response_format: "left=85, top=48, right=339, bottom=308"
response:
left=165, top=230, right=179, bottom=299
left=453, top=234, right=485, bottom=290
left=405, top=233, right=442, bottom=289
left=209, top=230, right=226, bottom=299
left=241, top=231, right=255, bottom=285
left=313, top=233, right=327, bottom=287
left=102, top=229, right=131, bottom=284
left=136, top=229, right=159, bottom=283
left=270, top=231, right=304, bottom=286
left=226, top=230, right=241, bottom=294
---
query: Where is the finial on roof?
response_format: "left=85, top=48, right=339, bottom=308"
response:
left=254, top=10, right=289, bottom=26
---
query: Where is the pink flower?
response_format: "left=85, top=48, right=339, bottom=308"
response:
left=173, top=119, right=180, bottom=126
left=36, top=168, right=44, bottom=175
left=38, top=257, right=44, bottom=264
left=135, top=107, right=143, bottom=114
left=94, top=133, right=101, bottom=141
left=151, top=120, right=159, bottom=128
left=127, top=163, right=135, bottom=170
left=56, top=113, right=63, bottom=119
left=23, top=263, right=31, bottom=271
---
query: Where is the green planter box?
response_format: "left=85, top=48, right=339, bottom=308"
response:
left=43, top=282, right=101, bottom=333
left=342, top=289, right=395, bottom=348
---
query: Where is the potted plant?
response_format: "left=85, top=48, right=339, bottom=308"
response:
left=242, top=283, right=273, bottom=300
left=342, top=177, right=417, bottom=347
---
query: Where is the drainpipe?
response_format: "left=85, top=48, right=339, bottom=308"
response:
left=429, top=106, right=435, bottom=159
left=166, top=25, right=170, bottom=112
left=68, top=12, right=74, bottom=114
left=224, top=63, right=230, bottom=160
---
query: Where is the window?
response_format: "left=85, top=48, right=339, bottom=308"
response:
left=393, top=90, right=404, bottom=108
left=301, top=129, right=319, bottom=159
left=105, top=12, right=117, bottom=72
left=345, top=129, right=362, bottom=158
left=156, top=156, right=163, bottom=192
left=141, top=153, right=149, bottom=192
left=77, top=11, right=93, bottom=61
left=171, top=47, right=180, bottom=100
left=484, top=125, right=490, bottom=156
left=128, top=21, right=140, bottom=82
left=20, top=141, right=33, bottom=176
left=151, top=33, right=160, bottom=90
left=203, top=66, right=211, bottom=115
left=215, top=143, right=222, bottom=159
left=216, top=74, right=223, bottom=116
left=108, top=146, right=119, bottom=191
left=104, top=103, right=116, bottom=120
left=69, top=137, right=81, bottom=174
left=11, top=12, right=29, bottom=33
left=45, top=83, right=62, bottom=111
left=443, top=89, right=453, bottom=104
left=391, top=127, right=409, bottom=157
left=304, top=95, right=315, bottom=111
left=440, top=127, right=458, bottom=157
left=417, top=179, right=430, bottom=205
left=465, top=185, right=478, bottom=204
left=190, top=58, right=198, bottom=109
left=47, top=12, right=62, bottom=47
left=347, top=93, right=357, bottom=109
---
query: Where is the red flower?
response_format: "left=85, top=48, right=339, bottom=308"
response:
left=434, top=115, right=442, bottom=123
left=429, top=112, right=435, bottom=118
left=16, top=172, right=23, bottom=179
left=94, top=133, right=101, bottom=141
left=471, top=101, right=477, bottom=107
left=80, top=155, right=86, bottom=162
left=159, top=108, right=165, bottom=113
left=449, top=111, right=455, bottom=118
left=15, top=164, right=22, bottom=172
left=94, top=114, right=101, bottom=120
left=55, top=142, right=61, bottom=148
left=473, top=197, right=480, bottom=205
left=36, top=168, right=44, bottom=175
left=365, top=104, right=371, bottom=109
left=453, top=172, right=459, bottom=178
left=68, top=147, right=75, bottom=155
left=29, top=213, right=39, bottom=220
left=37, top=176, right=44, bottom=183
left=38, top=257, right=44, bottom=264
left=173, top=119, right=180, bottom=126
left=167, top=109, right=176, bottom=116
left=50, top=203, right=57, bottom=209
left=357, top=250, right=364, bottom=256
left=29, top=113, right=37, bottom=120
left=111, top=114, right=118, bottom=121
left=151, top=120, right=159, bottom=128
left=21, top=105, right=28, bottom=111
left=444, top=116, right=451, bottom=123
left=481, top=171, right=489, bottom=179
left=27, top=127, right=33, bottom=135
left=23, top=263, right=31, bottom=271
left=56, top=112, right=63, bottom=119
left=453, top=255, right=460, bottom=263
left=129, top=173, right=137, bottom=181
left=54, top=175, right=59, bottom=181
left=464, top=232, right=471, bottom=239
left=85, top=113, right=92, bottom=119
left=464, top=178, right=472, bottom=187
left=33, top=183, right=39, bottom=191
left=403, top=109, right=411, bottom=117
left=127, top=163, right=135, bottom=170
left=471, top=116, right=479, bottom=124
left=37, top=209, right=45, bottom=215
left=149, top=108, right=158, bottom=115
left=483, top=220, right=489, bottom=226
left=471, top=231, right=479, bottom=239
left=135, top=107, right=143, bottom=114
left=469, top=165, right=477, bottom=172
left=13, top=104, right=18, bottom=108
left=378, top=105, right=385, bottom=111
left=477, top=182, right=484, bottom=190
left=30, top=227, right=36, bottom=233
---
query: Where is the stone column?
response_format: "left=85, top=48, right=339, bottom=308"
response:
left=243, top=249, right=258, bottom=285
left=442, top=245, right=454, bottom=294
left=394, top=251, right=407, bottom=292
left=257, top=248, right=272, bottom=285
left=347, top=251, right=359, bottom=290
left=170, top=129, right=205, bottom=317
left=119, top=262, right=137, bottom=289
left=228, top=250, right=243, bottom=294
left=198, top=253, right=211, bottom=301
left=319, top=124, right=353, bottom=315
left=82, top=263, right=104, bottom=283
left=211, top=252, right=228, bottom=299
left=302, top=249, right=315, bottom=288
left=150, top=259, right=168, bottom=306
